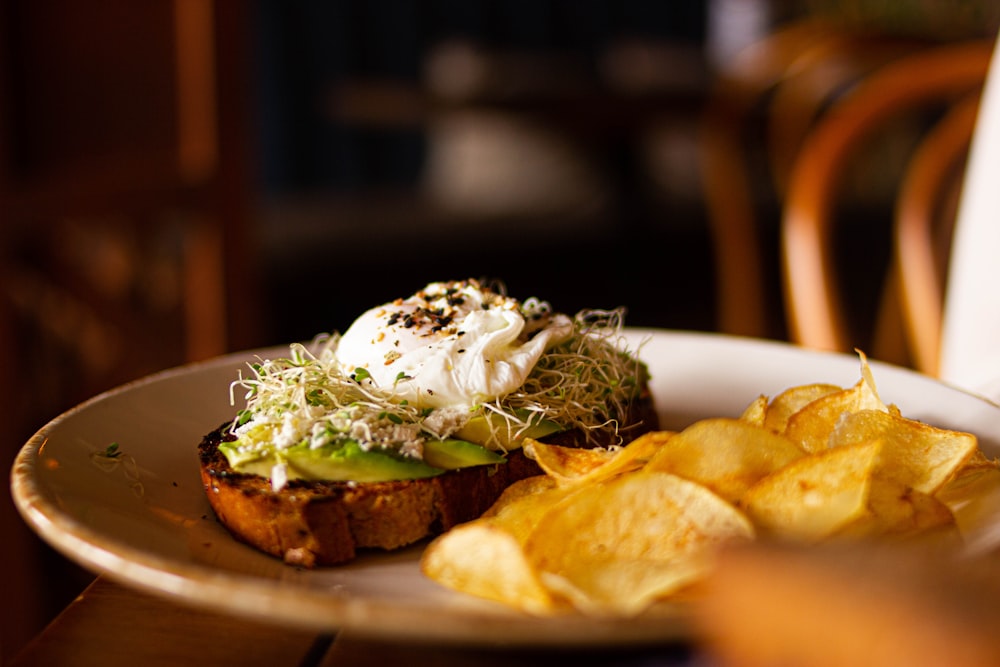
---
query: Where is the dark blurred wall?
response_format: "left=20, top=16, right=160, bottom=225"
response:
left=249, top=1, right=715, bottom=344
left=254, top=0, right=707, bottom=193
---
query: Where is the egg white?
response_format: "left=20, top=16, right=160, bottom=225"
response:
left=335, top=280, right=573, bottom=409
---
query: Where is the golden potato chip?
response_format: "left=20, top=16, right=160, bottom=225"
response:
left=762, top=383, right=842, bottom=434
left=538, top=557, right=708, bottom=618
left=831, top=409, right=977, bottom=494
left=523, top=440, right=615, bottom=481
left=644, top=418, right=805, bottom=503
left=602, top=430, right=676, bottom=473
left=835, top=479, right=957, bottom=541
left=482, top=475, right=578, bottom=544
left=420, top=521, right=558, bottom=614
left=524, top=471, right=754, bottom=616
left=483, top=474, right=560, bottom=516
left=740, top=394, right=769, bottom=427
left=961, top=448, right=1000, bottom=469
left=783, top=377, right=887, bottom=453
left=936, top=459, right=1000, bottom=545
left=741, top=441, right=880, bottom=541
left=524, top=431, right=672, bottom=486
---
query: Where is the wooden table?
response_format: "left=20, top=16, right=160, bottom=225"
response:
left=9, top=576, right=699, bottom=667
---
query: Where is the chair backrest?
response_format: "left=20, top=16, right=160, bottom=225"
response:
left=701, top=19, right=936, bottom=339
left=780, top=40, right=994, bottom=371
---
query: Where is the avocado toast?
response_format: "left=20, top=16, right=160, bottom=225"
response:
left=198, top=279, right=657, bottom=566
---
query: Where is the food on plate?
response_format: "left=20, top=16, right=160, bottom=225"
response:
left=643, top=418, right=804, bottom=503
left=421, top=352, right=998, bottom=616
left=739, top=440, right=881, bottom=541
left=198, top=279, right=658, bottom=566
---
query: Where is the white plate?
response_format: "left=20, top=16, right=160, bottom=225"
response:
left=11, top=330, right=1000, bottom=647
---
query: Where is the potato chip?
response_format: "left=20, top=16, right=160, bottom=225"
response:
left=524, top=472, right=754, bottom=615
left=644, top=418, right=805, bottom=503
left=831, top=409, right=977, bottom=494
left=836, top=479, right=957, bottom=541
left=936, top=459, right=1000, bottom=545
left=523, top=440, right=616, bottom=482
left=783, top=377, right=888, bottom=453
left=524, top=431, right=672, bottom=486
left=420, top=521, right=558, bottom=614
left=741, top=441, right=880, bottom=541
left=740, top=394, right=769, bottom=427
left=762, top=383, right=842, bottom=434
left=538, top=557, right=708, bottom=617
left=599, top=431, right=676, bottom=475
left=482, top=475, right=578, bottom=544
left=483, top=474, right=560, bottom=517
left=962, top=448, right=1000, bottom=469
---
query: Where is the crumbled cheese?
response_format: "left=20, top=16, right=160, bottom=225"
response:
left=270, top=462, right=288, bottom=492
left=273, top=413, right=301, bottom=450
left=421, top=406, right=469, bottom=438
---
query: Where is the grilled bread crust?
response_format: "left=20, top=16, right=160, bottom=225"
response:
left=199, top=392, right=659, bottom=567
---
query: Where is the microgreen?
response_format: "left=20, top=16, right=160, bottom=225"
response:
left=228, top=307, right=643, bottom=455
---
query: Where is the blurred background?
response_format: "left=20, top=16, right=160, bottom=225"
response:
left=2, top=0, right=999, bottom=659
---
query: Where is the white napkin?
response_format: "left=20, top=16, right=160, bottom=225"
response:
left=939, top=30, right=1000, bottom=402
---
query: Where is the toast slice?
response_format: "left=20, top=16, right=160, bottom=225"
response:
left=199, top=426, right=542, bottom=567
left=198, top=393, right=659, bottom=567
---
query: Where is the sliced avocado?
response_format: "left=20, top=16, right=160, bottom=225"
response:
left=217, top=446, right=278, bottom=478
left=422, top=438, right=506, bottom=470
left=219, top=439, right=269, bottom=469
left=220, top=438, right=444, bottom=482
left=220, top=424, right=277, bottom=468
left=455, top=409, right=564, bottom=450
left=285, top=439, right=444, bottom=482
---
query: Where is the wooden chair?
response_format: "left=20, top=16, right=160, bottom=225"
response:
left=701, top=19, right=931, bottom=338
left=780, top=40, right=993, bottom=371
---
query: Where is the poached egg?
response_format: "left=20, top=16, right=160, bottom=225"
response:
left=335, top=279, right=573, bottom=409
